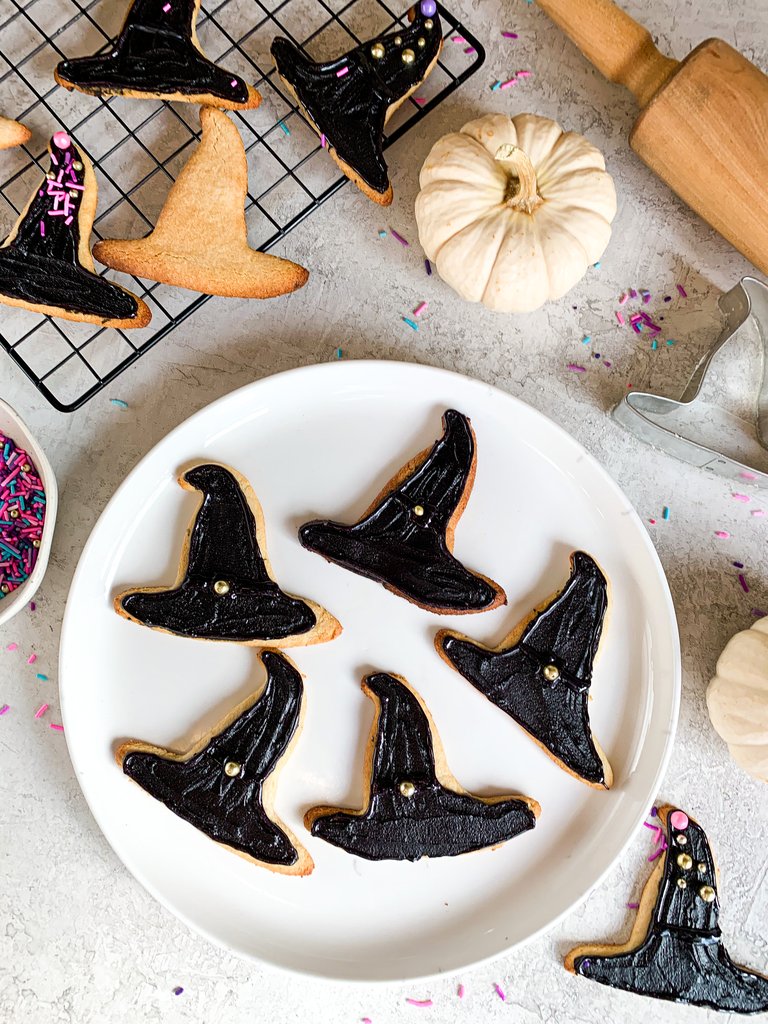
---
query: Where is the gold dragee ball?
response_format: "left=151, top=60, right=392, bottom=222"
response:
left=401, top=48, right=416, bottom=64
left=21, top=463, right=30, bottom=472
left=417, top=37, right=426, bottom=47
left=394, top=35, right=402, bottom=45
left=73, top=160, right=83, bottom=171
left=399, top=780, right=416, bottom=798
left=224, top=760, right=241, bottom=777
left=697, top=862, right=706, bottom=872
left=413, top=505, right=425, bottom=516
left=699, top=885, right=716, bottom=903
left=676, top=834, right=687, bottom=845
left=32, top=539, right=41, bottom=549
left=424, top=18, right=433, bottom=28
left=1, top=584, right=9, bottom=593
left=9, top=509, right=19, bottom=519
left=677, top=853, right=693, bottom=870
left=371, top=42, right=385, bottom=59
left=677, top=878, right=687, bottom=889
left=543, top=664, right=560, bottom=682
left=213, top=580, right=231, bottom=596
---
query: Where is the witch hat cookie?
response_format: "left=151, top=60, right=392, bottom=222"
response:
left=299, top=409, right=505, bottom=614
left=272, top=1, right=443, bottom=205
left=565, top=806, right=768, bottom=1013
left=306, top=672, right=539, bottom=861
left=0, top=114, right=31, bottom=151
left=94, top=107, right=308, bottom=298
left=116, top=462, right=341, bottom=645
left=119, top=650, right=313, bottom=874
left=437, top=551, right=612, bottom=788
left=55, top=0, right=260, bottom=109
left=0, top=131, right=150, bottom=328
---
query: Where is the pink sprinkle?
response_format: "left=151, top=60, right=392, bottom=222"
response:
left=39, top=221, right=45, bottom=237
left=616, top=311, right=625, bottom=325
left=65, top=216, right=73, bottom=225
left=626, top=902, right=640, bottom=909
left=362, top=1019, right=372, bottom=1023
left=493, top=983, right=506, bottom=1002
left=670, top=810, right=689, bottom=830
left=738, top=573, right=749, bottom=593
left=464, top=46, right=476, bottom=54
left=649, top=518, right=656, bottom=524
left=714, top=530, right=730, bottom=538
left=603, top=360, right=612, bottom=367
left=451, top=35, right=465, bottom=42
left=500, top=77, right=517, bottom=89
left=320, top=133, right=326, bottom=148
left=457, top=984, right=465, bottom=999
left=390, top=229, right=409, bottom=247
left=629, top=288, right=638, bottom=299
left=230, top=78, right=238, bottom=87
left=732, top=492, right=751, bottom=502
left=405, top=998, right=432, bottom=1007
left=0, top=704, right=9, bottom=716
left=163, top=1, right=171, bottom=8
left=29, top=602, right=36, bottom=611
left=34, top=703, right=48, bottom=719
left=567, top=364, right=586, bottom=373
left=6, top=643, right=18, bottom=652
left=336, top=66, right=349, bottom=78
left=677, top=284, right=687, bottom=298
left=618, top=293, right=628, bottom=305
left=516, top=69, right=532, bottom=77
left=27, top=654, right=36, bottom=664
left=49, top=723, right=64, bottom=732
left=751, top=509, right=765, bottom=517
left=413, top=301, right=428, bottom=317
left=501, top=31, right=518, bottom=38
left=413, top=96, right=426, bottom=105
left=741, top=471, right=757, bottom=480
left=648, top=845, right=665, bottom=862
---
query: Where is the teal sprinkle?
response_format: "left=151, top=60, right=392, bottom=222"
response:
left=378, top=230, right=387, bottom=239
left=491, top=81, right=502, bottom=91
left=582, top=335, right=591, bottom=345
left=651, top=339, right=658, bottom=350
left=35, top=673, right=48, bottom=681
left=110, top=399, right=129, bottom=409
left=278, top=120, right=290, bottom=136
left=593, top=261, right=601, bottom=269
left=403, top=317, right=419, bottom=331
left=662, top=506, right=670, bottom=521
left=666, top=338, right=676, bottom=346
left=336, top=347, right=343, bottom=359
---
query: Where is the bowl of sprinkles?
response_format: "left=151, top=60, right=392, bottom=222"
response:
left=0, top=399, right=57, bottom=626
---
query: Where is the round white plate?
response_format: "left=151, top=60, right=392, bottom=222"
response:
left=60, top=360, right=680, bottom=982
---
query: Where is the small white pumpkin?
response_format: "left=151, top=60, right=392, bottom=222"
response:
left=707, top=616, right=768, bottom=783
left=415, top=113, right=617, bottom=313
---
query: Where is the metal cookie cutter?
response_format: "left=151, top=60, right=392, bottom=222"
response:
left=613, top=276, right=768, bottom=488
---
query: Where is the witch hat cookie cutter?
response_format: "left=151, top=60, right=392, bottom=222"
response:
left=613, top=277, right=768, bottom=487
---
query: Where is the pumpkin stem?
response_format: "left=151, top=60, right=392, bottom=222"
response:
left=495, top=144, right=542, bottom=213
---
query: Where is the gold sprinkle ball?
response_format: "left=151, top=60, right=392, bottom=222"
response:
left=677, top=878, right=687, bottom=889
left=401, top=48, right=415, bottom=64
left=45, top=171, right=55, bottom=180
left=424, top=18, right=433, bottom=28
left=699, top=885, right=716, bottom=903
left=224, top=760, right=241, bottom=777
left=9, top=508, right=19, bottom=519
left=21, top=463, right=30, bottom=473
left=73, top=160, right=83, bottom=171
left=1, top=584, right=9, bottom=593
left=676, top=834, right=687, bottom=845
left=677, top=853, right=693, bottom=870
left=394, top=35, right=402, bottom=45
left=542, top=664, right=560, bottom=682
left=32, top=539, right=41, bottom=549
left=697, top=862, right=706, bottom=872
left=371, top=42, right=385, bottom=59
left=417, top=37, right=426, bottom=47
left=213, top=579, right=231, bottom=595
left=399, top=780, right=416, bottom=798
left=413, top=505, right=425, bottom=516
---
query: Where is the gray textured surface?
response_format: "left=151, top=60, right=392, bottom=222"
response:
left=2, top=0, right=768, bottom=1020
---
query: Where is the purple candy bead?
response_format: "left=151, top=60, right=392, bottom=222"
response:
left=420, top=0, right=437, bottom=16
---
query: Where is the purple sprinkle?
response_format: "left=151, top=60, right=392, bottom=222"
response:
left=390, top=229, right=409, bottom=247
left=738, top=573, right=749, bottom=593
left=677, top=284, right=687, bottom=298
left=752, top=608, right=767, bottom=617
left=502, top=31, right=519, bottom=38
left=29, top=602, right=36, bottom=611
left=664, top=295, right=672, bottom=302
left=626, top=902, right=639, bottom=909
left=651, top=806, right=658, bottom=816
left=603, top=360, right=612, bottom=367
left=733, top=561, right=745, bottom=568
left=0, top=704, right=9, bottom=716
left=172, top=986, right=183, bottom=996
left=567, top=364, right=586, bottom=373
left=425, top=258, right=432, bottom=276
left=581, top=959, right=591, bottom=969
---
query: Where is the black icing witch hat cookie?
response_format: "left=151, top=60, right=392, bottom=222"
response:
left=0, top=131, right=150, bottom=328
left=55, top=0, right=260, bottom=109
left=119, top=650, right=313, bottom=874
left=116, top=462, right=341, bottom=646
left=272, top=1, right=443, bottom=205
left=306, top=672, right=539, bottom=861
left=565, top=806, right=768, bottom=1013
left=437, top=551, right=612, bottom=788
left=299, top=409, right=506, bottom=614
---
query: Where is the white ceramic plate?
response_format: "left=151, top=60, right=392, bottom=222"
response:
left=59, top=361, right=680, bottom=982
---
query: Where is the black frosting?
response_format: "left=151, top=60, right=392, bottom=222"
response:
left=119, top=463, right=318, bottom=641
left=299, top=409, right=503, bottom=613
left=122, top=651, right=303, bottom=866
left=440, top=551, right=609, bottom=785
left=55, top=0, right=250, bottom=103
left=309, top=672, right=537, bottom=861
left=272, top=2, right=442, bottom=196
left=573, top=808, right=768, bottom=1013
left=0, top=135, right=140, bottom=321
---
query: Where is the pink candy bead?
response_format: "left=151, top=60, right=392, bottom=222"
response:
left=670, top=810, right=688, bottom=831
left=52, top=131, right=71, bottom=149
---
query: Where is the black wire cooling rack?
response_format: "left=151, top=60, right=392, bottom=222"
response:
left=0, top=0, right=484, bottom=412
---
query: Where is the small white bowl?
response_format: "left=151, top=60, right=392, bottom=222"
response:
left=0, top=398, right=58, bottom=626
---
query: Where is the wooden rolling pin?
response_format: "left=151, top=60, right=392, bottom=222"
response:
left=537, top=0, right=768, bottom=274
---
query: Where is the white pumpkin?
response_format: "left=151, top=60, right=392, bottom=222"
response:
left=415, top=113, right=617, bottom=313
left=707, top=616, right=768, bottom=783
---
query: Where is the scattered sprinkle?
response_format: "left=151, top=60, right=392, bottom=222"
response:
left=491, top=81, right=502, bottom=92
left=666, top=338, right=676, bottom=346
left=616, top=311, right=625, bottom=325
left=651, top=339, right=658, bottom=350
left=34, top=703, right=48, bottom=719
left=403, top=316, right=419, bottom=332
left=664, top=295, right=672, bottom=302
left=464, top=46, right=476, bottom=54
left=424, top=258, right=432, bottom=276
left=752, top=509, right=765, bottom=517
left=662, top=506, right=670, bottom=520
left=6, top=643, right=18, bottom=652
left=336, top=347, right=343, bottom=359
left=567, top=363, right=586, bottom=373
left=49, top=723, right=64, bottom=731
left=451, top=34, right=465, bottom=42
left=36, top=673, right=48, bottom=681
left=0, top=704, right=9, bottom=716
left=390, top=229, right=409, bottom=247
left=593, top=352, right=600, bottom=359
left=500, top=77, right=517, bottom=90
left=603, top=360, right=612, bottom=367
left=457, top=983, right=465, bottom=999
left=378, top=230, right=387, bottom=239
left=714, top=530, right=730, bottom=538
left=738, top=573, right=749, bottom=593
left=618, top=293, right=628, bottom=305
left=651, top=806, right=658, bottom=816
left=336, top=66, right=349, bottom=78
left=732, top=493, right=751, bottom=502
left=362, top=1019, right=372, bottom=1024
left=110, top=398, right=129, bottom=409
left=405, top=998, right=433, bottom=1007
left=320, top=133, right=326, bottom=148
left=413, top=96, right=426, bottom=106
left=626, top=902, right=639, bottom=909
left=677, top=284, right=687, bottom=298
left=733, top=561, right=745, bottom=568
left=741, top=471, right=757, bottom=480
left=493, top=983, right=506, bottom=1002
left=501, top=31, right=518, bottom=38
left=649, top=518, right=656, bottom=524
left=593, top=261, right=601, bottom=269
left=27, top=653, right=36, bottom=664
left=413, top=301, right=428, bottom=317
left=582, top=335, right=591, bottom=344
left=751, top=608, right=766, bottom=617
left=278, top=120, right=290, bottom=136
left=516, top=69, right=532, bottom=77
left=172, top=986, right=184, bottom=996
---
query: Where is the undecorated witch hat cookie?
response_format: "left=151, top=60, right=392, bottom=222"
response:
left=306, top=672, right=539, bottom=861
left=0, top=114, right=31, bottom=150
left=272, top=1, right=443, bottom=205
left=565, top=805, right=768, bottom=1013
left=116, top=462, right=341, bottom=646
left=437, top=551, right=613, bottom=788
left=299, top=409, right=506, bottom=614
left=55, top=0, right=260, bottom=109
left=119, top=650, right=313, bottom=874
left=94, top=107, right=308, bottom=298
left=0, top=131, right=150, bottom=328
